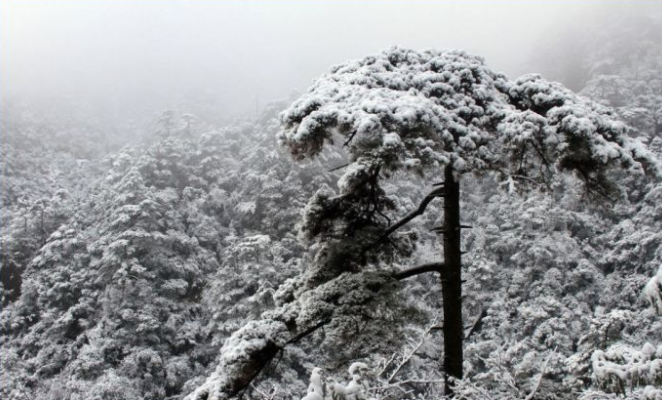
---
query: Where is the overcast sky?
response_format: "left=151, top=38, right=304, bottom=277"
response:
left=0, top=0, right=633, bottom=121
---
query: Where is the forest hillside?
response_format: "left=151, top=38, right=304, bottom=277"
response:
left=2, top=3, right=662, bottom=400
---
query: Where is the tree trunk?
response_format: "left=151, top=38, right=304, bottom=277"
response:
left=441, top=164, right=463, bottom=395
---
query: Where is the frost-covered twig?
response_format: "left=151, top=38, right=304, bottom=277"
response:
left=453, top=378, right=497, bottom=400
left=34, top=362, right=58, bottom=376
left=524, top=349, right=556, bottom=400
left=378, top=353, right=398, bottom=378
left=387, top=323, right=435, bottom=383
left=250, top=383, right=278, bottom=400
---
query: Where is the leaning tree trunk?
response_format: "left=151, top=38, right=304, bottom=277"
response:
left=441, top=164, right=463, bottom=395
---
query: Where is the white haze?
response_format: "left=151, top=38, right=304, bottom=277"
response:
left=0, top=0, right=638, bottom=123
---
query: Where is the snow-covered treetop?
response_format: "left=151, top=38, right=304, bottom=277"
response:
left=279, top=47, right=660, bottom=200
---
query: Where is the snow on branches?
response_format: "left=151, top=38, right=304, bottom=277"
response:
left=186, top=271, right=396, bottom=400
left=279, top=47, right=659, bottom=202
left=591, top=342, right=662, bottom=396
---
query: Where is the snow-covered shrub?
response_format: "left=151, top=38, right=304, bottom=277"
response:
left=591, top=343, right=662, bottom=395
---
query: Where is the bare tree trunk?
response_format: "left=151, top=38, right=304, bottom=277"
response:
left=441, top=164, right=463, bottom=395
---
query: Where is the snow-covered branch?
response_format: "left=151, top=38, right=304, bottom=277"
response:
left=387, top=323, right=437, bottom=383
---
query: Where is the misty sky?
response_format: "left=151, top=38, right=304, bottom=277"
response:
left=0, top=0, right=631, bottom=121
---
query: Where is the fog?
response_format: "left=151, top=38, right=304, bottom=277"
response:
left=0, top=0, right=644, bottom=123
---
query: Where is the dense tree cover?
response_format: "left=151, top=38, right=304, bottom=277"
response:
left=0, top=108, right=350, bottom=400
left=3, top=11, right=662, bottom=400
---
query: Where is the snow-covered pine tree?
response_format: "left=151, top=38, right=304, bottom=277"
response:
left=276, top=47, right=661, bottom=395
left=186, top=47, right=660, bottom=399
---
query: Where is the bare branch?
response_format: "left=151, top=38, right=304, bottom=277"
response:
left=343, top=131, right=358, bottom=147
left=328, top=163, right=350, bottom=172
left=377, top=187, right=445, bottom=243
left=286, top=319, right=331, bottom=345
left=388, top=323, right=436, bottom=383
left=393, top=262, right=443, bottom=281
left=464, top=305, right=486, bottom=340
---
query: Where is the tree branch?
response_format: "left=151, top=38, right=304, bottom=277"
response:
left=377, top=187, right=444, bottom=243
left=378, top=353, right=398, bottom=378
left=394, top=262, right=443, bottom=281
left=464, top=305, right=486, bottom=340
left=343, top=131, right=358, bottom=147
left=328, top=163, right=350, bottom=172
left=228, top=266, right=439, bottom=394
left=286, top=319, right=331, bottom=345
left=388, top=322, right=436, bottom=383
left=370, top=379, right=445, bottom=392
left=222, top=319, right=332, bottom=400
left=189, top=262, right=441, bottom=400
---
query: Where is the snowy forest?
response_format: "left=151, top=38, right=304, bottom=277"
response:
left=2, top=1, right=662, bottom=400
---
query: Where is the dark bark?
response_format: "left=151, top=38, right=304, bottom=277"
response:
left=464, top=306, right=486, bottom=341
left=441, top=164, right=463, bottom=395
left=286, top=319, right=331, bottom=345
left=328, top=163, right=350, bottom=172
left=377, top=187, right=444, bottom=244
left=393, top=262, right=443, bottom=281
